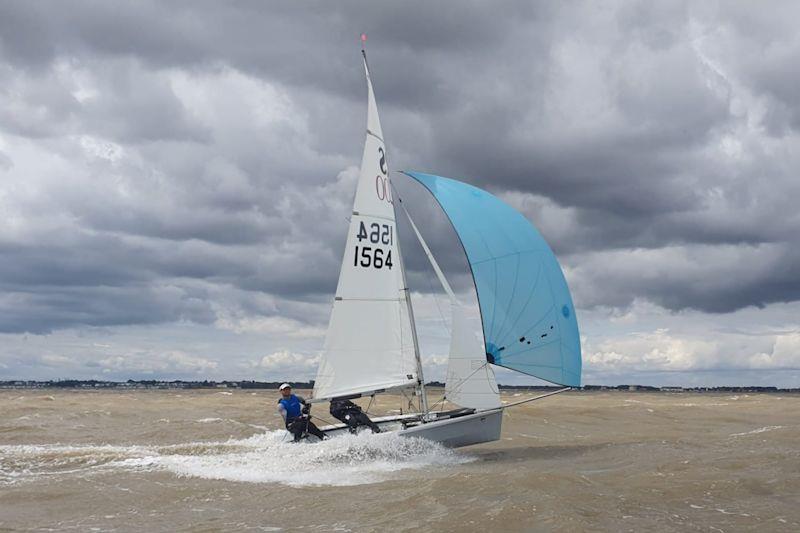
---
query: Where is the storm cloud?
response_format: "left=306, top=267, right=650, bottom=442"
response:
left=0, top=1, right=798, bottom=383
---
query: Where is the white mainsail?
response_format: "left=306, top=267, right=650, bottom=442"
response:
left=313, top=53, right=418, bottom=401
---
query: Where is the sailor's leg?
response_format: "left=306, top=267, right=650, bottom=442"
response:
left=330, top=409, right=347, bottom=426
left=353, top=411, right=381, bottom=433
left=306, top=420, right=326, bottom=440
left=344, top=413, right=358, bottom=434
left=287, top=420, right=304, bottom=442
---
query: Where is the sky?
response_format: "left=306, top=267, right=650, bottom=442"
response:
left=1, top=1, right=799, bottom=387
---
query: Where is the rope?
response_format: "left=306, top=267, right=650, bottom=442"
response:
left=427, top=394, right=447, bottom=412
left=401, top=388, right=417, bottom=413
left=365, top=394, right=375, bottom=415
left=440, top=362, right=494, bottom=400
left=309, top=413, right=339, bottom=427
left=392, top=184, right=452, bottom=335
left=423, top=262, right=451, bottom=335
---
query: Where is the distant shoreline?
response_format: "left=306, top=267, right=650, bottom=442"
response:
left=1, top=380, right=797, bottom=393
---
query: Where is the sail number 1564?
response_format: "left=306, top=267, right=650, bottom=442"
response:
left=354, top=221, right=393, bottom=270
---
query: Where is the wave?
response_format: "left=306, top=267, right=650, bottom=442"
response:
left=0, top=431, right=471, bottom=487
left=728, top=425, right=785, bottom=437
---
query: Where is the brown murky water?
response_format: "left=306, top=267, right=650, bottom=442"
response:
left=1, top=389, right=798, bottom=532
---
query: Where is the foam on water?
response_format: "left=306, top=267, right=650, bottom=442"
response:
left=120, top=431, right=472, bottom=486
left=728, top=425, right=785, bottom=437
left=0, top=431, right=472, bottom=487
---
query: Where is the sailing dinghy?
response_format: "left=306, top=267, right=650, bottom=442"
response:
left=307, top=46, right=581, bottom=448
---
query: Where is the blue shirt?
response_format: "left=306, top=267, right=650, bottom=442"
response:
left=277, top=394, right=304, bottom=422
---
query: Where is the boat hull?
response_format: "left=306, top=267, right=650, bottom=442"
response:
left=318, top=408, right=503, bottom=448
left=398, top=408, right=503, bottom=448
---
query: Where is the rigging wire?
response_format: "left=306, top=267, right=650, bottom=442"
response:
left=365, top=394, right=375, bottom=415
left=307, top=412, right=339, bottom=427
left=391, top=184, right=451, bottom=335
left=392, top=182, right=453, bottom=411
left=400, top=388, right=417, bottom=413
left=419, top=359, right=498, bottom=414
left=427, top=394, right=447, bottom=412
left=422, top=259, right=451, bottom=335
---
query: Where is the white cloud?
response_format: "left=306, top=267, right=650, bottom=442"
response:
left=215, top=314, right=325, bottom=338
left=751, top=333, right=800, bottom=369
left=258, top=350, right=319, bottom=374
left=580, top=301, right=800, bottom=380
left=99, top=349, right=218, bottom=374
left=586, top=328, right=719, bottom=372
left=40, top=354, right=73, bottom=366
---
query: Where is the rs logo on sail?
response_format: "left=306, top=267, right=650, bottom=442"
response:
left=378, top=147, right=387, bottom=175
left=375, top=146, right=393, bottom=204
left=375, top=175, right=393, bottom=203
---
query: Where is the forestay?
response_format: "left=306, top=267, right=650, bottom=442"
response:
left=402, top=171, right=582, bottom=387
left=313, top=56, right=418, bottom=401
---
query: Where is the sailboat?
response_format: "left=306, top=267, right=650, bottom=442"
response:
left=307, top=44, right=581, bottom=448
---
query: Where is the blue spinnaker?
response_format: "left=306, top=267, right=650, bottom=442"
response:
left=403, top=171, right=581, bottom=387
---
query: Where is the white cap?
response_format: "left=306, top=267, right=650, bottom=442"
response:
left=279, top=383, right=291, bottom=390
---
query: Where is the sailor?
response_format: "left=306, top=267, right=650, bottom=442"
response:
left=277, top=383, right=326, bottom=442
left=329, top=398, right=381, bottom=434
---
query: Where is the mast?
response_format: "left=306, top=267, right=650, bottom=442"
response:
left=394, top=197, right=429, bottom=415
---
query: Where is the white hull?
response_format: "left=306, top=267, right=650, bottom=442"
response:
left=317, top=408, right=503, bottom=448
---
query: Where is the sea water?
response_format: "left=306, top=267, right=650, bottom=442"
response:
left=1, top=389, right=798, bottom=531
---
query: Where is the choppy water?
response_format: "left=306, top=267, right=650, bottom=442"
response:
left=1, top=389, right=798, bottom=531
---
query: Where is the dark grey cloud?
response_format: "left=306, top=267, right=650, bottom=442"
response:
left=0, top=0, right=799, bottom=340
left=0, top=283, right=216, bottom=334
left=571, top=243, right=800, bottom=314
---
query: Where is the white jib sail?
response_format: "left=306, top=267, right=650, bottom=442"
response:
left=446, top=303, right=501, bottom=410
left=313, top=55, right=417, bottom=401
left=400, top=203, right=500, bottom=410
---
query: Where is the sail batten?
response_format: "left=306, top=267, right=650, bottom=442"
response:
left=402, top=171, right=582, bottom=388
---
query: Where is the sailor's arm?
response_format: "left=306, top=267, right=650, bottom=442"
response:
left=297, top=395, right=311, bottom=414
left=277, top=401, right=287, bottom=422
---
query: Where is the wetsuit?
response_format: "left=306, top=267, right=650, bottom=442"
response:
left=329, top=399, right=381, bottom=434
left=277, top=394, right=326, bottom=442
